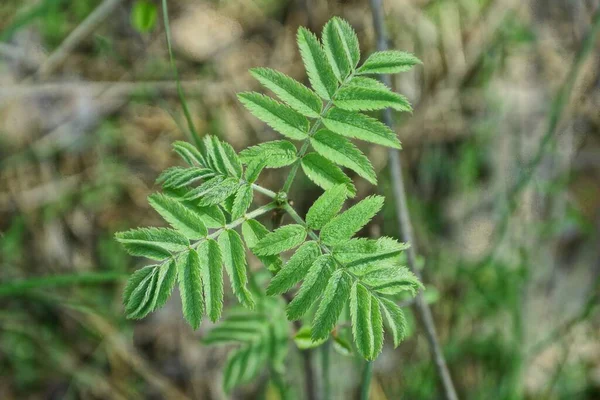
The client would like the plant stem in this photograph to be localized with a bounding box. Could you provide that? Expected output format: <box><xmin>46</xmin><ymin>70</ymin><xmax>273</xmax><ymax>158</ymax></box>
<box><xmin>360</xmin><ymin>361</ymin><xmax>373</xmax><ymax>400</ymax></box>
<box><xmin>251</xmin><ymin>183</ymin><xmax>277</xmax><ymax>199</ymax></box>
<box><xmin>161</xmin><ymin>0</ymin><xmax>202</xmax><ymax>148</ymax></box>
<box><xmin>321</xmin><ymin>339</ymin><xmax>332</xmax><ymax>400</ymax></box>
<box><xmin>0</xmin><ymin>272</ymin><xmax>127</xmax><ymax>297</ymax></box>
<box><xmin>367</xmin><ymin>1</ymin><xmax>459</xmax><ymax>399</ymax></box>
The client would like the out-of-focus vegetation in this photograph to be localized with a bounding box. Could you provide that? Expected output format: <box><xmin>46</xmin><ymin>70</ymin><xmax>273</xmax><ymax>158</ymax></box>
<box><xmin>1</xmin><ymin>0</ymin><xmax>599</xmax><ymax>399</ymax></box>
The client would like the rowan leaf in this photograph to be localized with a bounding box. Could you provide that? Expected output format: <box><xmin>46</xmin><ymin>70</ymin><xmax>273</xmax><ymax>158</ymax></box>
<box><xmin>239</xmin><ymin>140</ymin><xmax>298</xmax><ymax>168</ymax></box>
<box><xmin>231</xmin><ymin>184</ymin><xmax>253</xmax><ymax>220</ymax></box>
<box><xmin>238</xmin><ymin>92</ymin><xmax>309</xmax><ymax>140</ymax></box>
<box><xmin>124</xmin><ymin>266</ymin><xmax>156</xmax><ymax>318</ymax></box>
<box><xmin>311</xmin><ymin>269</ymin><xmax>352</xmax><ymax>340</ymax></box>
<box><xmin>123</xmin><ymin>266</ymin><xmax>154</xmax><ymax>308</ymax></box>
<box><xmin>297</xmin><ymin>27</ymin><xmax>338</xmax><ymax>100</ymax></box>
<box><xmin>334</xmin><ymin>86</ymin><xmax>412</xmax><ymax>112</ymax></box>
<box><xmin>178</xmin><ymin>249</ymin><xmax>204</xmax><ymax>329</ymax></box>
<box><xmin>266</xmin><ymin>241</ymin><xmax>320</xmax><ymax>296</ymax></box>
<box><xmin>202</xmin><ymin>136</ymin><xmax>228</xmax><ymax>175</ymax></box>
<box><xmin>244</xmin><ymin>159</ymin><xmax>266</xmax><ymax>183</ymax></box>
<box><xmin>184</xmin><ymin>176</ymin><xmax>239</xmax><ymax>206</ymax></box>
<box><xmin>310</xmin><ymin>130</ymin><xmax>376</xmax><ymax>184</ymax></box>
<box><xmin>322</xmin><ymin>17</ymin><xmax>360</xmax><ymax>81</ymax></box>
<box><xmin>322</xmin><ymin>108</ymin><xmax>401</xmax><ymax>149</ymax></box>
<box><xmin>250</xmin><ymin>67</ymin><xmax>322</xmax><ymax>118</ymax></box>
<box><xmin>357</xmin><ymin>50</ymin><xmax>421</xmax><ymax>75</ymax></box>
<box><xmin>252</xmin><ymin>224</ymin><xmax>307</xmax><ymax>256</ymax></box>
<box><xmin>242</xmin><ymin>220</ymin><xmax>283</xmax><ymax>273</ymax></box>
<box><xmin>320</xmin><ymin>195</ymin><xmax>384</xmax><ymax>246</ymax></box>
<box><xmin>198</xmin><ymin>239</ymin><xmax>224</xmax><ymax>322</ymax></box>
<box><xmin>182</xmin><ymin>203</ymin><xmax>226</xmax><ymax>229</ymax></box>
<box><xmin>350</xmin><ymin>282</ymin><xmax>383</xmax><ymax>360</ymax></box>
<box><xmin>361</xmin><ymin>266</ymin><xmax>423</xmax><ymax>296</ymax></box>
<box><xmin>172</xmin><ymin>141</ymin><xmax>206</xmax><ymax>167</ymax></box>
<box><xmin>115</xmin><ymin>227</ymin><xmax>189</xmax><ymax>260</ymax></box>
<box><xmin>286</xmin><ymin>255</ymin><xmax>334</xmax><ymax>320</ymax></box>
<box><xmin>148</xmin><ymin>193</ymin><xmax>208</xmax><ymax>239</ymax></box>
<box><xmin>219</xmin><ymin>230</ymin><xmax>255</xmax><ymax>309</ymax></box>
<box><xmin>378</xmin><ymin>297</ymin><xmax>408</xmax><ymax>347</ymax></box>
<box><xmin>300</xmin><ymin>153</ymin><xmax>356</xmax><ymax>197</ymax></box>
<box><xmin>157</xmin><ymin>167</ymin><xmax>215</xmax><ymax>189</ymax></box>
<box><xmin>305</xmin><ymin>184</ymin><xmax>347</xmax><ymax>230</ymax></box>
<box><xmin>214</xmin><ymin>137</ymin><xmax>243</xmax><ymax>178</ymax></box>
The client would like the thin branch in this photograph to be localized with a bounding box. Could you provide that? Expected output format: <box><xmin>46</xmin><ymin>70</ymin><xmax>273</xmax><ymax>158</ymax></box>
<box><xmin>0</xmin><ymin>272</ymin><xmax>127</xmax><ymax>298</ymax></box>
<box><xmin>34</xmin><ymin>0</ymin><xmax>124</xmax><ymax>79</ymax></box>
<box><xmin>360</xmin><ymin>361</ymin><xmax>373</xmax><ymax>400</ymax></box>
<box><xmin>367</xmin><ymin>1</ymin><xmax>459</xmax><ymax>399</ymax></box>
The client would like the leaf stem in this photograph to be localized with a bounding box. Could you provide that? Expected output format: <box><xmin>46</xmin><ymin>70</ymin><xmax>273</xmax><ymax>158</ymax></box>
<box><xmin>0</xmin><ymin>272</ymin><xmax>127</xmax><ymax>298</ymax></box>
<box><xmin>322</xmin><ymin>339</ymin><xmax>332</xmax><ymax>400</ymax></box>
<box><xmin>251</xmin><ymin>183</ymin><xmax>277</xmax><ymax>198</ymax></box>
<box><xmin>360</xmin><ymin>361</ymin><xmax>373</xmax><ymax>400</ymax></box>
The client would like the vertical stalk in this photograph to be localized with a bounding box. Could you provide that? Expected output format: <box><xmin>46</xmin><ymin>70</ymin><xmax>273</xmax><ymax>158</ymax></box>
<box><xmin>367</xmin><ymin>0</ymin><xmax>459</xmax><ymax>399</ymax></box>
<box><xmin>321</xmin><ymin>339</ymin><xmax>332</xmax><ymax>400</ymax></box>
<box><xmin>360</xmin><ymin>361</ymin><xmax>373</xmax><ymax>400</ymax></box>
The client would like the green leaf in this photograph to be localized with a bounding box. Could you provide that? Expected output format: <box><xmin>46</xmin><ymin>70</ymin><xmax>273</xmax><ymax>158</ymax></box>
<box><xmin>244</xmin><ymin>159</ymin><xmax>266</xmax><ymax>183</ymax></box>
<box><xmin>297</xmin><ymin>27</ymin><xmax>338</xmax><ymax>100</ymax></box>
<box><xmin>223</xmin><ymin>343</ymin><xmax>267</xmax><ymax>393</ymax></box>
<box><xmin>182</xmin><ymin>203</ymin><xmax>226</xmax><ymax>229</ymax></box>
<box><xmin>201</xmin><ymin>136</ymin><xmax>227</xmax><ymax>174</ymax></box>
<box><xmin>148</xmin><ymin>193</ymin><xmax>208</xmax><ymax>240</ymax></box>
<box><xmin>361</xmin><ymin>266</ymin><xmax>423</xmax><ymax>296</ymax></box>
<box><xmin>333</xmin><ymin>335</ymin><xmax>353</xmax><ymax>356</ymax></box>
<box><xmin>124</xmin><ymin>266</ymin><xmax>156</xmax><ymax>318</ymax></box>
<box><xmin>115</xmin><ymin>227</ymin><xmax>189</xmax><ymax>260</ymax></box>
<box><xmin>266</xmin><ymin>241</ymin><xmax>320</xmax><ymax>295</ymax></box>
<box><xmin>310</xmin><ymin>130</ymin><xmax>376</xmax><ymax>184</ymax></box>
<box><xmin>311</xmin><ymin>269</ymin><xmax>352</xmax><ymax>340</ymax></box>
<box><xmin>131</xmin><ymin>0</ymin><xmax>157</xmax><ymax>33</ymax></box>
<box><xmin>213</xmin><ymin>137</ymin><xmax>243</xmax><ymax>178</ymax></box>
<box><xmin>172</xmin><ymin>141</ymin><xmax>206</xmax><ymax>167</ymax></box>
<box><xmin>320</xmin><ymin>195</ymin><xmax>384</xmax><ymax>246</ymax></box>
<box><xmin>239</xmin><ymin>140</ymin><xmax>298</xmax><ymax>168</ymax></box>
<box><xmin>334</xmin><ymin>85</ymin><xmax>412</xmax><ymax>112</ymax></box>
<box><xmin>378</xmin><ymin>297</ymin><xmax>407</xmax><ymax>347</ymax></box>
<box><xmin>322</xmin><ymin>17</ymin><xmax>360</xmax><ymax>81</ymax></box>
<box><xmin>231</xmin><ymin>184</ymin><xmax>253</xmax><ymax>220</ymax></box>
<box><xmin>300</xmin><ymin>153</ymin><xmax>356</xmax><ymax>197</ymax></box>
<box><xmin>157</xmin><ymin>167</ymin><xmax>214</xmax><ymax>189</ymax></box>
<box><xmin>152</xmin><ymin>260</ymin><xmax>178</xmax><ymax>310</ymax></box>
<box><xmin>250</xmin><ymin>67</ymin><xmax>322</xmax><ymax>118</ymax></box>
<box><xmin>178</xmin><ymin>249</ymin><xmax>204</xmax><ymax>329</ymax></box>
<box><xmin>198</xmin><ymin>239</ymin><xmax>224</xmax><ymax>322</ymax></box>
<box><xmin>322</xmin><ymin>108</ymin><xmax>401</xmax><ymax>149</ymax></box>
<box><xmin>305</xmin><ymin>184</ymin><xmax>347</xmax><ymax>230</ymax></box>
<box><xmin>294</xmin><ymin>325</ymin><xmax>328</xmax><ymax>349</ymax></box>
<box><xmin>126</xmin><ymin>261</ymin><xmax>177</xmax><ymax>319</ymax></box>
<box><xmin>184</xmin><ymin>176</ymin><xmax>239</xmax><ymax>206</ymax></box>
<box><xmin>347</xmin><ymin>76</ymin><xmax>390</xmax><ymax>90</ymax></box>
<box><xmin>333</xmin><ymin>237</ymin><xmax>409</xmax><ymax>264</ymax></box>
<box><xmin>357</xmin><ymin>50</ymin><xmax>421</xmax><ymax>75</ymax></box>
<box><xmin>238</xmin><ymin>92</ymin><xmax>309</xmax><ymax>140</ymax></box>
<box><xmin>286</xmin><ymin>255</ymin><xmax>334</xmax><ymax>320</ymax></box>
<box><xmin>252</xmin><ymin>224</ymin><xmax>307</xmax><ymax>256</ymax></box>
<box><xmin>219</xmin><ymin>230</ymin><xmax>255</xmax><ymax>308</ymax></box>
<box><xmin>123</xmin><ymin>266</ymin><xmax>154</xmax><ymax>307</ymax></box>
<box><xmin>241</xmin><ymin>220</ymin><xmax>283</xmax><ymax>273</ymax></box>
<box><xmin>350</xmin><ymin>282</ymin><xmax>383</xmax><ymax>360</ymax></box>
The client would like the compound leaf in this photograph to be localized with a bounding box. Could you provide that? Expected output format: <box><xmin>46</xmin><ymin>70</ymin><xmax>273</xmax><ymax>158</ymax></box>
<box><xmin>252</xmin><ymin>224</ymin><xmax>307</xmax><ymax>256</ymax></box>
<box><xmin>361</xmin><ymin>266</ymin><xmax>423</xmax><ymax>296</ymax></box>
<box><xmin>182</xmin><ymin>203</ymin><xmax>226</xmax><ymax>229</ymax></box>
<box><xmin>250</xmin><ymin>67</ymin><xmax>322</xmax><ymax>118</ymax></box>
<box><xmin>320</xmin><ymin>195</ymin><xmax>384</xmax><ymax>246</ymax></box>
<box><xmin>148</xmin><ymin>193</ymin><xmax>208</xmax><ymax>240</ymax></box>
<box><xmin>311</xmin><ymin>269</ymin><xmax>352</xmax><ymax>341</ymax></box>
<box><xmin>242</xmin><ymin>220</ymin><xmax>283</xmax><ymax>273</ymax></box>
<box><xmin>297</xmin><ymin>27</ymin><xmax>338</xmax><ymax>100</ymax></box>
<box><xmin>357</xmin><ymin>50</ymin><xmax>421</xmax><ymax>75</ymax></box>
<box><xmin>322</xmin><ymin>108</ymin><xmax>401</xmax><ymax>149</ymax></box>
<box><xmin>115</xmin><ymin>227</ymin><xmax>189</xmax><ymax>260</ymax></box>
<box><xmin>322</xmin><ymin>17</ymin><xmax>360</xmax><ymax>81</ymax></box>
<box><xmin>305</xmin><ymin>184</ymin><xmax>347</xmax><ymax>230</ymax></box>
<box><xmin>197</xmin><ymin>239</ymin><xmax>224</xmax><ymax>322</ymax></box>
<box><xmin>178</xmin><ymin>249</ymin><xmax>204</xmax><ymax>329</ymax></box>
<box><xmin>301</xmin><ymin>153</ymin><xmax>356</xmax><ymax>197</ymax></box>
<box><xmin>219</xmin><ymin>230</ymin><xmax>255</xmax><ymax>309</ymax></box>
<box><xmin>239</xmin><ymin>140</ymin><xmax>298</xmax><ymax>168</ymax></box>
<box><xmin>231</xmin><ymin>184</ymin><xmax>253</xmax><ymax>220</ymax></box>
<box><xmin>378</xmin><ymin>297</ymin><xmax>408</xmax><ymax>347</ymax></box>
<box><xmin>266</xmin><ymin>241</ymin><xmax>320</xmax><ymax>296</ymax></box>
<box><xmin>350</xmin><ymin>282</ymin><xmax>383</xmax><ymax>360</ymax></box>
<box><xmin>286</xmin><ymin>255</ymin><xmax>334</xmax><ymax>320</ymax></box>
<box><xmin>334</xmin><ymin>85</ymin><xmax>412</xmax><ymax>112</ymax></box>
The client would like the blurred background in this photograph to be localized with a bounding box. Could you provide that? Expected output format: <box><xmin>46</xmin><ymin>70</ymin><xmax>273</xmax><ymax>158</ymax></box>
<box><xmin>1</xmin><ymin>0</ymin><xmax>599</xmax><ymax>399</ymax></box>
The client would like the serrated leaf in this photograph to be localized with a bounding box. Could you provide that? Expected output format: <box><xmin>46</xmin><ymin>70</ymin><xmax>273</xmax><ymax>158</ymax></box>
<box><xmin>219</xmin><ymin>230</ymin><xmax>255</xmax><ymax>308</ymax></box>
<box><xmin>350</xmin><ymin>282</ymin><xmax>383</xmax><ymax>360</ymax></box>
<box><xmin>214</xmin><ymin>137</ymin><xmax>243</xmax><ymax>178</ymax></box>
<box><xmin>306</xmin><ymin>184</ymin><xmax>347</xmax><ymax>230</ymax></box>
<box><xmin>148</xmin><ymin>193</ymin><xmax>208</xmax><ymax>239</ymax></box>
<box><xmin>202</xmin><ymin>136</ymin><xmax>227</xmax><ymax>174</ymax></box>
<box><xmin>322</xmin><ymin>17</ymin><xmax>360</xmax><ymax>81</ymax></box>
<box><xmin>231</xmin><ymin>184</ymin><xmax>253</xmax><ymax>220</ymax></box>
<box><xmin>333</xmin><ymin>237</ymin><xmax>409</xmax><ymax>264</ymax></box>
<box><xmin>301</xmin><ymin>153</ymin><xmax>356</xmax><ymax>196</ymax></box>
<box><xmin>378</xmin><ymin>297</ymin><xmax>407</xmax><ymax>347</ymax></box>
<box><xmin>252</xmin><ymin>224</ymin><xmax>307</xmax><ymax>256</ymax></box>
<box><xmin>123</xmin><ymin>266</ymin><xmax>154</xmax><ymax>307</ymax></box>
<box><xmin>322</xmin><ymin>108</ymin><xmax>401</xmax><ymax>149</ymax></box>
<box><xmin>223</xmin><ymin>343</ymin><xmax>267</xmax><ymax>393</ymax></box>
<box><xmin>178</xmin><ymin>249</ymin><xmax>204</xmax><ymax>329</ymax></box>
<box><xmin>334</xmin><ymin>85</ymin><xmax>412</xmax><ymax>112</ymax></box>
<box><xmin>115</xmin><ymin>227</ymin><xmax>189</xmax><ymax>260</ymax></box>
<box><xmin>182</xmin><ymin>203</ymin><xmax>226</xmax><ymax>229</ymax></box>
<box><xmin>184</xmin><ymin>176</ymin><xmax>240</xmax><ymax>206</ymax></box>
<box><xmin>239</xmin><ymin>140</ymin><xmax>298</xmax><ymax>168</ymax></box>
<box><xmin>197</xmin><ymin>239</ymin><xmax>224</xmax><ymax>322</ymax></box>
<box><xmin>297</xmin><ymin>27</ymin><xmax>338</xmax><ymax>100</ymax></box>
<box><xmin>320</xmin><ymin>195</ymin><xmax>384</xmax><ymax>246</ymax></box>
<box><xmin>266</xmin><ymin>241</ymin><xmax>320</xmax><ymax>295</ymax></box>
<box><xmin>244</xmin><ymin>159</ymin><xmax>266</xmax><ymax>183</ymax></box>
<box><xmin>238</xmin><ymin>92</ymin><xmax>309</xmax><ymax>140</ymax></box>
<box><xmin>124</xmin><ymin>266</ymin><xmax>156</xmax><ymax>318</ymax></box>
<box><xmin>153</xmin><ymin>260</ymin><xmax>178</xmax><ymax>309</ymax></box>
<box><xmin>311</xmin><ymin>130</ymin><xmax>376</xmax><ymax>184</ymax></box>
<box><xmin>286</xmin><ymin>255</ymin><xmax>334</xmax><ymax>320</ymax></box>
<box><xmin>361</xmin><ymin>266</ymin><xmax>423</xmax><ymax>296</ymax></box>
<box><xmin>294</xmin><ymin>326</ymin><xmax>328</xmax><ymax>349</ymax></box>
<box><xmin>357</xmin><ymin>50</ymin><xmax>421</xmax><ymax>75</ymax></box>
<box><xmin>127</xmin><ymin>261</ymin><xmax>177</xmax><ymax>319</ymax></box>
<box><xmin>172</xmin><ymin>141</ymin><xmax>206</xmax><ymax>167</ymax></box>
<box><xmin>311</xmin><ymin>269</ymin><xmax>352</xmax><ymax>340</ymax></box>
<box><xmin>241</xmin><ymin>220</ymin><xmax>283</xmax><ymax>273</ymax></box>
<box><xmin>250</xmin><ymin>68</ymin><xmax>322</xmax><ymax>118</ymax></box>
<box><xmin>159</xmin><ymin>167</ymin><xmax>215</xmax><ymax>189</ymax></box>
<box><xmin>347</xmin><ymin>76</ymin><xmax>390</xmax><ymax>90</ymax></box>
